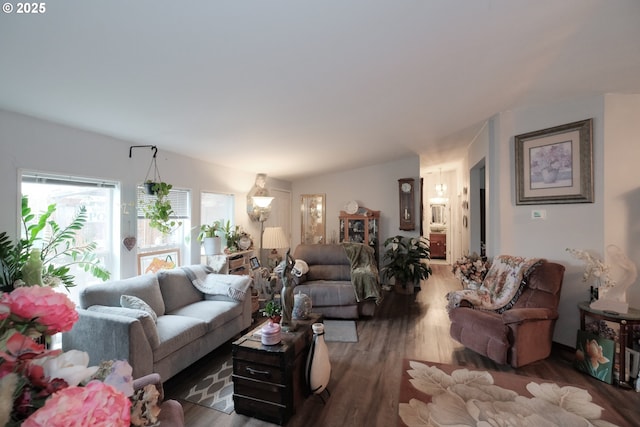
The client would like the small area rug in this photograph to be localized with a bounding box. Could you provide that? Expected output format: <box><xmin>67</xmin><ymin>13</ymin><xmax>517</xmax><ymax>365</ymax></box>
<box><xmin>323</xmin><ymin>319</ymin><xmax>358</xmax><ymax>342</ymax></box>
<box><xmin>398</xmin><ymin>359</ymin><xmax>629</xmax><ymax>427</ymax></box>
<box><xmin>181</xmin><ymin>359</ymin><xmax>234</xmax><ymax>414</ymax></box>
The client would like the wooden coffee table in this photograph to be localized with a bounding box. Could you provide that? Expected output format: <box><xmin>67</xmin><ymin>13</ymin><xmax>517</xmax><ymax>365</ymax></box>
<box><xmin>232</xmin><ymin>313</ymin><xmax>323</xmax><ymax>425</ymax></box>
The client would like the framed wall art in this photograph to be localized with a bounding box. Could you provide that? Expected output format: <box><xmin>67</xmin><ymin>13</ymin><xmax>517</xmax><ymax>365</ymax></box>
<box><xmin>138</xmin><ymin>248</ymin><xmax>179</xmax><ymax>274</ymax></box>
<box><xmin>514</xmin><ymin>118</ymin><xmax>593</xmax><ymax>205</ymax></box>
<box><xmin>301</xmin><ymin>193</ymin><xmax>325</xmax><ymax>244</ymax></box>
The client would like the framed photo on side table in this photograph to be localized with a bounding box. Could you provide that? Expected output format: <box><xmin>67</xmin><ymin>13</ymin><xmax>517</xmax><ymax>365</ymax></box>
<box><xmin>514</xmin><ymin>118</ymin><xmax>593</xmax><ymax>205</ymax></box>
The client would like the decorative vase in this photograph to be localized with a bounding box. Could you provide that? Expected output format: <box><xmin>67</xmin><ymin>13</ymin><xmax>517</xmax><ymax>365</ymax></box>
<box><xmin>260</xmin><ymin>320</ymin><xmax>281</xmax><ymax>345</ymax></box>
<box><xmin>203</xmin><ymin>237</ymin><xmax>221</xmax><ymax>255</ymax></box>
<box><xmin>394</xmin><ymin>281</ymin><xmax>415</xmax><ymax>295</ymax></box>
<box><xmin>306</xmin><ymin>323</ymin><xmax>331</xmax><ymax>396</ymax></box>
<box><xmin>202</xmin><ymin>237</ymin><xmax>222</xmax><ymax>256</ymax></box>
<box><xmin>292</xmin><ymin>292</ymin><xmax>312</xmax><ymax>320</ymax></box>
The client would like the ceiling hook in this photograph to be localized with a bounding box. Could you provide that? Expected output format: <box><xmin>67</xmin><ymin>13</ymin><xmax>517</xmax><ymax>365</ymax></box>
<box><xmin>129</xmin><ymin>144</ymin><xmax>158</xmax><ymax>158</ymax></box>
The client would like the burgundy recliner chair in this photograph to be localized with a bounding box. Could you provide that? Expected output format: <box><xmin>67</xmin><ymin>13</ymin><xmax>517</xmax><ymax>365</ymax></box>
<box><xmin>448</xmin><ymin>260</ymin><xmax>565</xmax><ymax>368</ymax></box>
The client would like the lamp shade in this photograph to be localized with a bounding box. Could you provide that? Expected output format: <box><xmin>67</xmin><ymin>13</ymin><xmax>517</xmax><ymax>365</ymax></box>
<box><xmin>252</xmin><ymin>196</ymin><xmax>274</xmax><ymax>208</ymax></box>
<box><xmin>262</xmin><ymin>227</ymin><xmax>289</xmax><ymax>249</ymax></box>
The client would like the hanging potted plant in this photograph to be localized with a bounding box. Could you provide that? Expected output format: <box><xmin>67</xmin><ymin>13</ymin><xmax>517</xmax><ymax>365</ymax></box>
<box><xmin>141</xmin><ymin>181</ymin><xmax>181</xmax><ymax>234</ymax></box>
<box><xmin>132</xmin><ymin>145</ymin><xmax>181</xmax><ymax>234</ymax></box>
<box><xmin>197</xmin><ymin>220</ymin><xmax>222</xmax><ymax>255</ymax></box>
<box><xmin>380</xmin><ymin>235</ymin><xmax>432</xmax><ymax>294</ymax></box>
<box><xmin>143</xmin><ymin>147</ymin><xmax>162</xmax><ymax>195</ymax></box>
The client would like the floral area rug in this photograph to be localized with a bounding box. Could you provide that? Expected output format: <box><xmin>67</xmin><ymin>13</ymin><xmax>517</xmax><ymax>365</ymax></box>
<box><xmin>180</xmin><ymin>358</ymin><xmax>234</xmax><ymax>414</ymax></box>
<box><xmin>397</xmin><ymin>359</ymin><xmax>629</xmax><ymax>426</ymax></box>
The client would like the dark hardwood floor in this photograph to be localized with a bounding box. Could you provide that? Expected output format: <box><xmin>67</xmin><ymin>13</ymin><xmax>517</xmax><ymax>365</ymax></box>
<box><xmin>164</xmin><ymin>264</ymin><xmax>640</xmax><ymax>427</ymax></box>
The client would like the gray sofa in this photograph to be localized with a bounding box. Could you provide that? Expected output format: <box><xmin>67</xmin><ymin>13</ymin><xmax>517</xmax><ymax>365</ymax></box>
<box><xmin>62</xmin><ymin>265</ymin><xmax>252</xmax><ymax>381</ymax></box>
<box><xmin>292</xmin><ymin>243</ymin><xmax>382</xmax><ymax>319</ymax></box>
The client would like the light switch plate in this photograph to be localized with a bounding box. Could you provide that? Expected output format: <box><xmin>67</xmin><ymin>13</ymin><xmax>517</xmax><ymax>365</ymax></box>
<box><xmin>531</xmin><ymin>210</ymin><xmax>547</xmax><ymax>219</ymax></box>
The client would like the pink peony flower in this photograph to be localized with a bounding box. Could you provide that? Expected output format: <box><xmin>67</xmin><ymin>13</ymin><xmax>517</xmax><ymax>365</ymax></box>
<box><xmin>3</xmin><ymin>286</ymin><xmax>78</xmax><ymax>334</ymax></box>
<box><xmin>23</xmin><ymin>380</ymin><xmax>131</xmax><ymax>427</ymax></box>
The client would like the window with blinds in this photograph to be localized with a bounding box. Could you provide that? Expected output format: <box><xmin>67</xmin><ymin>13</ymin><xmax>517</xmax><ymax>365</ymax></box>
<box><xmin>136</xmin><ymin>185</ymin><xmax>191</xmax><ymax>271</ymax></box>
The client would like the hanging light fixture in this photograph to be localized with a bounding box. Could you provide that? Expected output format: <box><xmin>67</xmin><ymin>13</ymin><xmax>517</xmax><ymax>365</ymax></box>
<box><xmin>435</xmin><ymin>168</ymin><xmax>447</xmax><ymax>196</ymax></box>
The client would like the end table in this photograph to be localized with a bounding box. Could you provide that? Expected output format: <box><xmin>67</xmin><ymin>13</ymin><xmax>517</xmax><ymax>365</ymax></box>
<box><xmin>232</xmin><ymin>313</ymin><xmax>323</xmax><ymax>425</ymax></box>
<box><xmin>578</xmin><ymin>301</ymin><xmax>640</xmax><ymax>387</ymax></box>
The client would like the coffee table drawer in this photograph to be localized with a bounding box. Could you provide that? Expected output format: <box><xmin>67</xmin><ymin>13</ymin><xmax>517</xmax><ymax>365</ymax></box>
<box><xmin>233</xmin><ymin>347</ymin><xmax>284</xmax><ymax>368</ymax></box>
<box><xmin>234</xmin><ymin>359</ymin><xmax>285</xmax><ymax>384</ymax></box>
<box><xmin>234</xmin><ymin>394</ymin><xmax>289</xmax><ymax>425</ymax></box>
<box><xmin>233</xmin><ymin>375</ymin><xmax>286</xmax><ymax>404</ymax></box>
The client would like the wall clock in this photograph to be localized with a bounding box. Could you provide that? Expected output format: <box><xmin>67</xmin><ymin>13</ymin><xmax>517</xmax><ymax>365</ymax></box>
<box><xmin>398</xmin><ymin>178</ymin><xmax>415</xmax><ymax>231</ymax></box>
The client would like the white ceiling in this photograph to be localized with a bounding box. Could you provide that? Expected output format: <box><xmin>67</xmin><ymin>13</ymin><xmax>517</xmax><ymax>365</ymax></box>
<box><xmin>1</xmin><ymin>1</ymin><xmax>639</xmax><ymax>180</ymax></box>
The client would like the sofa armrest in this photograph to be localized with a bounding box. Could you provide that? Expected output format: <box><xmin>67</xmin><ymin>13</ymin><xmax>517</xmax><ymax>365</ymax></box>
<box><xmin>501</xmin><ymin>307</ymin><xmax>557</xmax><ymax>325</ymax></box>
<box><xmin>133</xmin><ymin>373</ymin><xmax>185</xmax><ymax>427</ymax></box>
<box><xmin>62</xmin><ymin>308</ymin><xmax>154</xmax><ymax>379</ymax></box>
<box><xmin>133</xmin><ymin>373</ymin><xmax>164</xmax><ymax>401</ymax></box>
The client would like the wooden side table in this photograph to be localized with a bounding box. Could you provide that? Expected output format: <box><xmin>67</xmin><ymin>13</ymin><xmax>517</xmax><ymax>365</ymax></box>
<box><xmin>232</xmin><ymin>313</ymin><xmax>323</xmax><ymax>425</ymax></box>
<box><xmin>578</xmin><ymin>301</ymin><xmax>640</xmax><ymax>387</ymax></box>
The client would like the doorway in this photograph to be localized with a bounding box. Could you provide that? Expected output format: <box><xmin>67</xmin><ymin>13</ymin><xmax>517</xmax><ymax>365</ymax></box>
<box><xmin>469</xmin><ymin>160</ymin><xmax>486</xmax><ymax>256</ymax></box>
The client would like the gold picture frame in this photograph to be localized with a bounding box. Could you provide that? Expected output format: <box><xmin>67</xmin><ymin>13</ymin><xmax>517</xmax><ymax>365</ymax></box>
<box><xmin>515</xmin><ymin>118</ymin><xmax>593</xmax><ymax>205</ymax></box>
<box><xmin>301</xmin><ymin>194</ymin><xmax>326</xmax><ymax>244</ymax></box>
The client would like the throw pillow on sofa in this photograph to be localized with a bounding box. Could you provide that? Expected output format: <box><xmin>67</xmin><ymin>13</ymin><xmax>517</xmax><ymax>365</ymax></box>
<box><xmin>121</xmin><ymin>294</ymin><xmax>158</xmax><ymax>323</ymax></box>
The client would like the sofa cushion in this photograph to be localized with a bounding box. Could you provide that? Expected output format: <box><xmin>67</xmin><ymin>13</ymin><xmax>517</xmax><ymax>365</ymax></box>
<box><xmin>79</xmin><ymin>274</ymin><xmax>166</xmax><ymax>316</ymax></box>
<box><xmin>154</xmin><ymin>315</ymin><xmax>208</xmax><ymax>362</ymax></box>
<box><xmin>294</xmin><ymin>281</ymin><xmax>358</xmax><ymax>307</ymax></box>
<box><xmin>168</xmin><ymin>299</ymin><xmax>243</xmax><ymax>331</ymax></box>
<box><xmin>87</xmin><ymin>305</ymin><xmax>160</xmax><ymax>349</ymax></box>
<box><xmin>157</xmin><ymin>268</ymin><xmax>204</xmax><ymax>312</ymax></box>
<box><xmin>121</xmin><ymin>294</ymin><xmax>158</xmax><ymax>323</ymax></box>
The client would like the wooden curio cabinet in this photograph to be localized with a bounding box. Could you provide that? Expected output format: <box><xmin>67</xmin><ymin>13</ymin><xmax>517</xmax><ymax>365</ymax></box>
<box><xmin>339</xmin><ymin>208</ymin><xmax>380</xmax><ymax>264</ymax></box>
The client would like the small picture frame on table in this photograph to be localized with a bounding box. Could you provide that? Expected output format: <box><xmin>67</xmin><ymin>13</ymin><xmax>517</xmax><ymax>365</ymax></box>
<box><xmin>249</xmin><ymin>256</ymin><xmax>260</xmax><ymax>270</ymax></box>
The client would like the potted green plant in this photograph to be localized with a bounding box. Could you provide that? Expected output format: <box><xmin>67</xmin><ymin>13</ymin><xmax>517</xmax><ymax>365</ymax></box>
<box><xmin>222</xmin><ymin>222</ymin><xmax>242</xmax><ymax>252</ymax></box>
<box><xmin>261</xmin><ymin>300</ymin><xmax>282</xmax><ymax>323</ymax></box>
<box><xmin>380</xmin><ymin>235</ymin><xmax>432</xmax><ymax>294</ymax></box>
<box><xmin>141</xmin><ymin>181</ymin><xmax>182</xmax><ymax>234</ymax></box>
<box><xmin>0</xmin><ymin>196</ymin><xmax>111</xmax><ymax>292</ymax></box>
<box><xmin>197</xmin><ymin>220</ymin><xmax>222</xmax><ymax>255</ymax></box>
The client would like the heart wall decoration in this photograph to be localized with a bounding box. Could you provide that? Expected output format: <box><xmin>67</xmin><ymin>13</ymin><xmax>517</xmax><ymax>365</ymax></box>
<box><xmin>122</xmin><ymin>236</ymin><xmax>137</xmax><ymax>251</ymax></box>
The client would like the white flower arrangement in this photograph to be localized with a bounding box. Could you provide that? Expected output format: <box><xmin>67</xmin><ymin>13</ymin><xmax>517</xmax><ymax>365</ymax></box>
<box><xmin>566</xmin><ymin>248</ymin><xmax>615</xmax><ymax>290</ymax></box>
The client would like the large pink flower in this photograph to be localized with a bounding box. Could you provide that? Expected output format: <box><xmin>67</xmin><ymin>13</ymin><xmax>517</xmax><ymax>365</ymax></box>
<box><xmin>3</xmin><ymin>286</ymin><xmax>78</xmax><ymax>334</ymax></box>
<box><xmin>23</xmin><ymin>380</ymin><xmax>131</xmax><ymax>427</ymax></box>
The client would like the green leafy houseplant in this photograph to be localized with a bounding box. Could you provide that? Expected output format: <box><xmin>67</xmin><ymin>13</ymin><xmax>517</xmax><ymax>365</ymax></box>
<box><xmin>261</xmin><ymin>300</ymin><xmax>282</xmax><ymax>322</ymax></box>
<box><xmin>0</xmin><ymin>196</ymin><xmax>111</xmax><ymax>292</ymax></box>
<box><xmin>380</xmin><ymin>235</ymin><xmax>432</xmax><ymax>289</ymax></box>
<box><xmin>142</xmin><ymin>181</ymin><xmax>182</xmax><ymax>234</ymax></box>
<box><xmin>197</xmin><ymin>220</ymin><xmax>222</xmax><ymax>242</ymax></box>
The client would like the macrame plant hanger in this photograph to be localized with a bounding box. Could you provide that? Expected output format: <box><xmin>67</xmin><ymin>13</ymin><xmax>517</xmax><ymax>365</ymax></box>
<box><xmin>129</xmin><ymin>145</ymin><xmax>160</xmax><ymax>194</ymax></box>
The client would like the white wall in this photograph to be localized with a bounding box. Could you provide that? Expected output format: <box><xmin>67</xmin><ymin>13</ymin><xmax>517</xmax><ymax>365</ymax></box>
<box><xmin>291</xmin><ymin>156</ymin><xmax>421</xmax><ymax>255</ymax></box>
<box><xmin>481</xmin><ymin>94</ymin><xmax>640</xmax><ymax>346</ymax></box>
<box><xmin>0</xmin><ymin>109</ymin><xmax>291</xmax><ymax>279</ymax></box>
<box><xmin>602</xmin><ymin>94</ymin><xmax>640</xmax><ymax>305</ymax></box>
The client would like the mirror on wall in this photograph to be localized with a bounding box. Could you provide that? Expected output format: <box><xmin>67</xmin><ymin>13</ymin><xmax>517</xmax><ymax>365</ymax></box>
<box><xmin>430</xmin><ymin>203</ymin><xmax>447</xmax><ymax>232</ymax></box>
<box><xmin>301</xmin><ymin>194</ymin><xmax>325</xmax><ymax>244</ymax></box>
